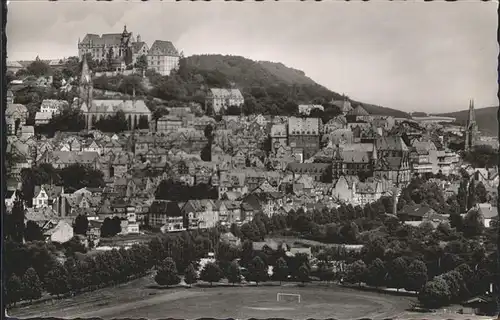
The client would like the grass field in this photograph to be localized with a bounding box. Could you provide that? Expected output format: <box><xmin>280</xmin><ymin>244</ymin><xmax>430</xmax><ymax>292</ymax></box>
<box><xmin>9</xmin><ymin>276</ymin><xmax>420</xmax><ymax>320</ymax></box>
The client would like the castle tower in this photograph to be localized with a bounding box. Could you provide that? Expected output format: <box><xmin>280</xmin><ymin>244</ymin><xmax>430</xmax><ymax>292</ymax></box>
<box><xmin>465</xmin><ymin>99</ymin><xmax>478</xmax><ymax>151</ymax></box>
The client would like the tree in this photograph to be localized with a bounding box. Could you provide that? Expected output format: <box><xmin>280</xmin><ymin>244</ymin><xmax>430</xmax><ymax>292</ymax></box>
<box><xmin>137</xmin><ymin>116</ymin><xmax>149</xmax><ymax>130</ymax></box>
<box><xmin>462</xmin><ymin>209</ymin><xmax>484</xmax><ymax>237</ymax></box>
<box><xmin>183</xmin><ymin>263</ymin><xmax>197</xmax><ymax>287</ymax></box>
<box><xmin>404</xmin><ymin>260</ymin><xmax>428</xmax><ymax>293</ymax></box>
<box><xmin>45</xmin><ymin>264</ymin><xmax>70</xmax><ymax>297</ymax></box>
<box><xmin>38</xmin><ymin>107</ymin><xmax>86</xmax><ymax>137</ymax></box>
<box><xmin>94</xmin><ymin>111</ymin><xmax>129</xmax><ymax>133</ymax></box>
<box><xmin>200</xmin><ymin>262</ymin><xmax>223</xmax><ymax>286</ymax></box>
<box><xmin>100</xmin><ymin>217</ymin><xmax>122</xmax><ymax>238</ymax></box>
<box><xmin>63</xmin><ymin>236</ymin><xmax>87</xmax><ymax>257</ymax></box>
<box><xmin>6</xmin><ymin>195</ymin><xmax>25</xmax><ymax>243</ymax></box>
<box><xmin>21</xmin><ymin>267</ymin><xmax>43</xmax><ymax>302</ymax></box>
<box><xmin>344</xmin><ymin>260</ymin><xmax>368</xmax><ymax>286</ymax></box>
<box><xmin>27</xmin><ymin>57</ymin><xmax>50</xmax><ymax>77</ymax></box>
<box><xmin>440</xmin><ymin>271</ymin><xmax>463</xmax><ymax>301</ymax></box>
<box><xmin>297</xmin><ymin>264</ymin><xmax>310</xmax><ymax>285</ymax></box>
<box><xmin>73</xmin><ymin>214</ymin><xmax>89</xmax><ymax>236</ymax></box>
<box><xmin>154</xmin><ymin>257</ymin><xmax>181</xmax><ymax>287</ymax></box>
<box><xmin>52</xmin><ymin>69</ymin><xmax>64</xmax><ymax>89</ymax></box>
<box><xmin>226</xmin><ymin>261</ymin><xmax>242</xmax><ymax>286</ymax></box>
<box><xmin>418</xmin><ymin>278</ymin><xmax>451</xmax><ymax>309</ymax></box>
<box><xmin>365</xmin><ymin>258</ymin><xmax>386</xmax><ymax>288</ymax></box>
<box><xmin>135</xmin><ymin>54</ymin><xmax>148</xmax><ymax>73</ymax></box>
<box><xmin>6</xmin><ymin>274</ymin><xmax>22</xmax><ymax>306</ymax></box>
<box><xmin>467</xmin><ymin>180</ymin><xmax>477</xmax><ymax>210</ymax></box>
<box><xmin>24</xmin><ymin>220</ymin><xmax>44</xmax><ymax>242</ymax></box>
<box><xmin>247</xmin><ymin>256</ymin><xmax>268</xmax><ymax>285</ymax></box>
<box><xmin>106</xmin><ymin>47</ymin><xmax>115</xmax><ymax>68</ymax></box>
<box><xmin>474</xmin><ymin>181</ymin><xmax>488</xmax><ymax>203</ymax></box>
<box><xmin>273</xmin><ymin>257</ymin><xmax>289</xmax><ymax>284</ymax></box>
<box><xmin>387</xmin><ymin>257</ymin><xmax>408</xmax><ymax>291</ymax></box>
<box><xmin>200</xmin><ymin>143</ymin><xmax>212</xmax><ymax>162</ymax></box>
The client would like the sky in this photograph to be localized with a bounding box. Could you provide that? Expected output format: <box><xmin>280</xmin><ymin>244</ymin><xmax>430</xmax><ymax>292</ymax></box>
<box><xmin>7</xmin><ymin>1</ymin><xmax>498</xmax><ymax>113</ymax></box>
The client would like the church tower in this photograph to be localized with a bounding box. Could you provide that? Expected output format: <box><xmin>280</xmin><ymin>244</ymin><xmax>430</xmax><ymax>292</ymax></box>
<box><xmin>465</xmin><ymin>99</ymin><xmax>478</xmax><ymax>151</ymax></box>
<box><xmin>79</xmin><ymin>54</ymin><xmax>93</xmax><ymax>129</ymax></box>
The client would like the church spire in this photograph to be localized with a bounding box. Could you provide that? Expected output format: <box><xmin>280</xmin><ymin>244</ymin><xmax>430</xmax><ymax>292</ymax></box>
<box><xmin>468</xmin><ymin>99</ymin><xmax>476</xmax><ymax>125</ymax></box>
<box><xmin>465</xmin><ymin>98</ymin><xmax>477</xmax><ymax>151</ymax></box>
<box><xmin>80</xmin><ymin>54</ymin><xmax>91</xmax><ymax>84</ymax></box>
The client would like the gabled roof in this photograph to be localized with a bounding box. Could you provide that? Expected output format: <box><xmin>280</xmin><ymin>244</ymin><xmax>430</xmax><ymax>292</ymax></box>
<box><xmin>44</xmin><ymin>220</ymin><xmax>72</xmax><ymax>236</ymax></box>
<box><xmin>81</xmin><ymin>33</ymin><xmax>123</xmax><ymax>46</ymax></box>
<box><xmin>475</xmin><ymin>204</ymin><xmax>498</xmax><ymax>219</ymax></box>
<box><xmin>6</xmin><ymin>103</ymin><xmax>28</xmax><ymax>117</ymax></box>
<box><xmin>131</xmin><ymin>42</ymin><xmax>148</xmax><ymax>54</ymax></box>
<box><xmin>347</xmin><ymin>105</ymin><xmax>370</xmax><ymax>117</ymax></box>
<box><xmin>34</xmin><ymin>185</ymin><xmax>64</xmax><ymax>199</ymax></box>
<box><xmin>148</xmin><ymin>40</ymin><xmax>179</xmax><ymax>56</ymax></box>
<box><xmin>88</xmin><ymin>100</ymin><xmax>151</xmax><ymax>114</ymax></box>
<box><xmin>209</xmin><ymin>88</ymin><xmax>244</xmax><ymax>100</ymax></box>
<box><xmin>376</xmin><ymin>136</ymin><xmax>408</xmax><ymax>151</ymax></box>
<box><xmin>330</xmin><ymin>99</ymin><xmax>353</xmax><ymax>113</ymax></box>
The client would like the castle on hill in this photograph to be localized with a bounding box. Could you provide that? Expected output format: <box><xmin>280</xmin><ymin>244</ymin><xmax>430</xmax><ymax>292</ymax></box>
<box><xmin>78</xmin><ymin>25</ymin><xmax>180</xmax><ymax>76</ymax></box>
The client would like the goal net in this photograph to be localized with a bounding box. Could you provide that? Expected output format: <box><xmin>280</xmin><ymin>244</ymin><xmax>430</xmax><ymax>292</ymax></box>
<box><xmin>277</xmin><ymin>293</ymin><xmax>301</xmax><ymax>303</ymax></box>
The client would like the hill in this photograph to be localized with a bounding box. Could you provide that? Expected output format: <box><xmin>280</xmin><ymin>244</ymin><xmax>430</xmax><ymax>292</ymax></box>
<box><xmin>181</xmin><ymin>54</ymin><xmax>410</xmax><ymax>118</ymax></box>
<box><xmin>437</xmin><ymin>106</ymin><xmax>498</xmax><ymax>136</ymax></box>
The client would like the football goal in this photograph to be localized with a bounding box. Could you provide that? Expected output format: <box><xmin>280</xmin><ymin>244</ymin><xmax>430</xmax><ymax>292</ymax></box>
<box><xmin>277</xmin><ymin>293</ymin><xmax>301</xmax><ymax>303</ymax></box>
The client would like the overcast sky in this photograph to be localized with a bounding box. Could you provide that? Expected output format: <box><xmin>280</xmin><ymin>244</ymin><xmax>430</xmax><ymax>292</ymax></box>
<box><xmin>7</xmin><ymin>1</ymin><xmax>498</xmax><ymax>113</ymax></box>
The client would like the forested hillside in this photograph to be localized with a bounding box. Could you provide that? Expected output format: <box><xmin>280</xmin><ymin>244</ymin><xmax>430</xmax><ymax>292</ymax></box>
<box><xmin>174</xmin><ymin>54</ymin><xmax>410</xmax><ymax>117</ymax></box>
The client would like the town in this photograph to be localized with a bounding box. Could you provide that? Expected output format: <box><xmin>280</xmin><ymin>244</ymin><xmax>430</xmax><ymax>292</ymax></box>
<box><xmin>5</xmin><ymin>25</ymin><xmax>499</xmax><ymax>319</ymax></box>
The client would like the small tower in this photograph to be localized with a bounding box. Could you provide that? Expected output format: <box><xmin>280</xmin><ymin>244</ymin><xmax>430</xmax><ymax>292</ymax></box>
<box><xmin>465</xmin><ymin>99</ymin><xmax>478</xmax><ymax>151</ymax></box>
<box><xmin>136</xmin><ymin>34</ymin><xmax>141</xmax><ymax>43</ymax></box>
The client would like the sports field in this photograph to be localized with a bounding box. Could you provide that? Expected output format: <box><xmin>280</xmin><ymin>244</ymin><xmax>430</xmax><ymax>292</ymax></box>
<box><xmin>10</xmin><ymin>277</ymin><xmax>416</xmax><ymax>320</ymax></box>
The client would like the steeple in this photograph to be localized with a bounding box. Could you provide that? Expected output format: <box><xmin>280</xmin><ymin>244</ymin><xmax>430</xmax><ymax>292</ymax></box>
<box><xmin>467</xmin><ymin>99</ymin><xmax>476</xmax><ymax>126</ymax></box>
<box><xmin>465</xmin><ymin>98</ymin><xmax>478</xmax><ymax>151</ymax></box>
<box><xmin>80</xmin><ymin>54</ymin><xmax>91</xmax><ymax>84</ymax></box>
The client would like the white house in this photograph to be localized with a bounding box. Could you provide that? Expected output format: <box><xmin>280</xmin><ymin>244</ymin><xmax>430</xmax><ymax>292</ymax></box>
<box><xmin>207</xmin><ymin>88</ymin><xmax>245</xmax><ymax>114</ymax></box>
<box><xmin>82</xmin><ymin>141</ymin><xmax>103</xmax><ymax>155</ymax></box>
<box><xmin>298</xmin><ymin>104</ymin><xmax>324</xmax><ymax>116</ymax></box>
<box><xmin>476</xmin><ymin>203</ymin><xmax>498</xmax><ymax>228</ymax></box>
<box><xmin>5</xmin><ymin>190</ymin><xmax>18</xmax><ymax>209</ymax></box>
<box><xmin>32</xmin><ymin>185</ymin><xmax>64</xmax><ymax>209</ymax></box>
<box><xmin>44</xmin><ymin>220</ymin><xmax>74</xmax><ymax>243</ymax></box>
<box><xmin>40</xmin><ymin>99</ymin><xmax>67</xmax><ymax>114</ymax></box>
<box><xmin>160</xmin><ymin>216</ymin><xmax>186</xmax><ymax>233</ymax></box>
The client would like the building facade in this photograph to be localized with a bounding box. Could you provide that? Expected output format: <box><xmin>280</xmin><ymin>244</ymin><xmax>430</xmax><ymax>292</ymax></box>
<box><xmin>287</xmin><ymin>117</ymin><xmax>321</xmax><ymax>160</ymax></box>
<box><xmin>78</xmin><ymin>26</ymin><xmax>134</xmax><ymax>68</ymax></box>
<box><xmin>147</xmin><ymin>40</ymin><xmax>180</xmax><ymax>76</ymax></box>
<box><xmin>206</xmin><ymin>88</ymin><xmax>245</xmax><ymax>114</ymax></box>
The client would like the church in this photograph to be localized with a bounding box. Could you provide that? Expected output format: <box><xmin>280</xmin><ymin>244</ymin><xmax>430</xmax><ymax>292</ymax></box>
<box><xmin>77</xmin><ymin>54</ymin><xmax>152</xmax><ymax>130</ymax></box>
<box><xmin>464</xmin><ymin>99</ymin><xmax>478</xmax><ymax>151</ymax></box>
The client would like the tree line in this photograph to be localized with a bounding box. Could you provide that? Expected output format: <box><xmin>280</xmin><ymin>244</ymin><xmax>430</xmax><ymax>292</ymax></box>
<box><xmin>20</xmin><ymin>163</ymin><xmax>105</xmax><ymax>205</ymax></box>
<box><xmin>4</xmin><ymin>227</ymin><xmax>218</xmax><ymax>307</ymax></box>
<box><xmin>155</xmin><ymin>179</ymin><xmax>218</xmax><ymax>202</ymax></box>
